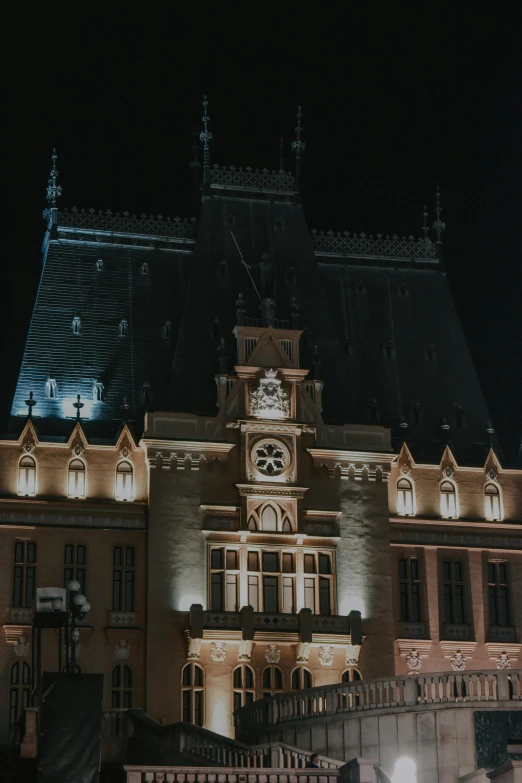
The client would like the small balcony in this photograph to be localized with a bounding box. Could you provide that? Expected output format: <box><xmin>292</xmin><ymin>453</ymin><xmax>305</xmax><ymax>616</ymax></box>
<box><xmin>487</xmin><ymin>625</ymin><xmax>519</xmax><ymax>643</ymax></box>
<box><xmin>440</xmin><ymin>622</ymin><xmax>475</xmax><ymax>641</ymax></box>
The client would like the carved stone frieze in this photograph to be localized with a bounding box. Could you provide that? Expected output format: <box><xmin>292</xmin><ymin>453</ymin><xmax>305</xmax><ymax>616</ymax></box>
<box><xmin>249</xmin><ymin>369</ymin><xmax>290</xmax><ymax>419</ymax></box>
<box><xmin>405</xmin><ymin>649</ymin><xmax>422</xmax><ymax>672</ymax></box>
<box><xmin>265</xmin><ymin>644</ymin><xmax>281</xmax><ymax>663</ymax></box>
<box><xmin>238</xmin><ymin>640</ymin><xmax>253</xmax><ymax>661</ymax></box>
<box><xmin>496</xmin><ymin>651</ymin><xmax>511</xmax><ymax>670</ymax></box>
<box><xmin>296</xmin><ymin>642</ymin><xmax>311</xmax><ymax>663</ymax></box>
<box><xmin>186</xmin><ymin>634</ymin><xmax>202</xmax><ymax>661</ymax></box>
<box><xmin>318</xmin><ymin>645</ymin><xmax>335</xmax><ymax>666</ymax></box>
<box><xmin>14</xmin><ymin>636</ymin><xmax>30</xmax><ymax>658</ymax></box>
<box><xmin>346</xmin><ymin>644</ymin><xmax>361</xmax><ymax>665</ymax></box>
<box><xmin>114</xmin><ymin>639</ymin><xmax>131</xmax><ymax>660</ymax></box>
<box><xmin>210</xmin><ymin>642</ymin><xmax>227</xmax><ymax>662</ymax></box>
<box><xmin>450</xmin><ymin>650</ymin><xmax>466</xmax><ymax>671</ymax></box>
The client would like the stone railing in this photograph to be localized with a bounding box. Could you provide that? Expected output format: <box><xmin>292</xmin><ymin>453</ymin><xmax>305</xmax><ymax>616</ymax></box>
<box><xmin>210</xmin><ymin>165</ymin><xmax>296</xmax><ymax>193</ymax></box>
<box><xmin>311</xmin><ymin>229</ymin><xmax>438</xmax><ymax>260</ymax></box>
<box><xmin>125</xmin><ymin>769</ymin><xmax>340</xmax><ymax>783</ymax></box>
<box><xmin>58</xmin><ymin>208</ymin><xmax>198</xmax><ymax>239</ymax></box>
<box><xmin>101</xmin><ymin>708</ymin><xmax>133</xmax><ymax>739</ymax></box>
<box><xmin>235</xmin><ymin>670</ymin><xmax>522</xmax><ymax>737</ymax></box>
<box><xmin>195</xmin><ymin>606</ymin><xmax>357</xmax><ymax>640</ymax></box>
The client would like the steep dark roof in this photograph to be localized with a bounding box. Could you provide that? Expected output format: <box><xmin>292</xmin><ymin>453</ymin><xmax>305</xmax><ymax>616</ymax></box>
<box><xmin>11</xmin><ymin>168</ymin><xmax>494</xmax><ymax>464</ymax></box>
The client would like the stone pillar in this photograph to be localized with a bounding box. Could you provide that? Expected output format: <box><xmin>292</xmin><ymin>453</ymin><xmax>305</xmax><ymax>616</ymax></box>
<box><xmin>338</xmin><ymin>478</ymin><xmax>394</xmax><ymax>678</ymax></box>
<box><xmin>469</xmin><ymin>549</ymin><xmax>485</xmax><ymax>644</ymax></box>
<box><xmin>146</xmin><ymin>465</ymin><xmax>204</xmax><ymax>722</ymax></box>
<box><xmin>424</xmin><ymin>548</ymin><xmax>440</xmax><ymax>642</ymax></box>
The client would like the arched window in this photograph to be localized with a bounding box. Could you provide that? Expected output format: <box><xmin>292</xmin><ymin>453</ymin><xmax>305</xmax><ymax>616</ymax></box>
<box><xmin>118</xmin><ymin>320</ymin><xmax>128</xmax><ymax>338</ymax></box>
<box><xmin>96</xmin><ymin>259</ymin><xmax>103</xmax><ymax>271</ymax></box>
<box><xmin>141</xmin><ymin>383</ymin><xmax>152</xmax><ymax>407</ymax></box>
<box><xmin>116</xmin><ymin>461</ymin><xmax>134</xmax><ymax>502</ymax></box>
<box><xmin>262</xmin><ymin>666</ymin><xmax>284</xmax><ymax>698</ymax></box>
<box><xmin>355</xmin><ymin>280</ymin><xmax>365</xmax><ymax>295</ymax></box>
<box><xmin>425</xmin><ymin>344</ymin><xmax>437</xmax><ymax>362</ymax></box>
<box><xmin>217</xmin><ymin>260</ymin><xmax>229</xmax><ymax>280</ymax></box>
<box><xmin>341</xmin><ymin>669</ymin><xmax>362</xmax><ymax>683</ymax></box>
<box><xmin>92</xmin><ymin>382</ymin><xmax>104</xmax><ymax>402</ymax></box>
<box><xmin>18</xmin><ymin>455</ymin><xmax>36</xmax><ymax>497</ymax></box>
<box><xmin>233</xmin><ymin>665</ymin><xmax>255</xmax><ymax>710</ymax></box>
<box><xmin>382</xmin><ymin>341</ymin><xmax>395</xmax><ymax>360</ymax></box>
<box><xmin>45</xmin><ymin>377</ymin><xmax>57</xmax><ymax>398</ymax></box>
<box><xmin>440</xmin><ymin>481</ymin><xmax>457</xmax><ymax>519</ymax></box>
<box><xmin>261</xmin><ymin>505</ymin><xmax>277</xmax><ymax>532</ymax></box>
<box><xmin>484</xmin><ymin>483</ymin><xmax>502</xmax><ymax>521</ymax></box>
<box><xmin>398</xmin><ymin>283</ymin><xmax>409</xmax><ymax>298</ymax></box>
<box><xmin>162</xmin><ymin>321</ymin><xmax>172</xmax><ymax>340</ymax></box>
<box><xmin>182</xmin><ymin>663</ymin><xmax>204</xmax><ymax>726</ymax></box>
<box><xmin>111</xmin><ymin>664</ymin><xmax>132</xmax><ymax>708</ymax></box>
<box><xmin>140</xmin><ymin>262</ymin><xmax>149</xmax><ymax>275</ymax></box>
<box><xmin>291</xmin><ymin>667</ymin><xmax>312</xmax><ymax>690</ymax></box>
<box><xmin>282</xmin><ymin>516</ymin><xmax>292</xmax><ymax>533</ymax></box>
<box><xmin>68</xmin><ymin>459</ymin><xmax>86</xmax><ymax>499</ymax></box>
<box><xmin>397</xmin><ymin>478</ymin><xmax>414</xmax><ymax>516</ymax></box>
<box><xmin>285</xmin><ymin>267</ymin><xmax>296</xmax><ymax>286</ymax></box>
<box><xmin>9</xmin><ymin>662</ymin><xmax>30</xmax><ymax>726</ymax></box>
<box><xmin>247</xmin><ymin>515</ymin><xmax>257</xmax><ymax>531</ymax></box>
<box><xmin>72</xmin><ymin>317</ymin><xmax>81</xmax><ymax>335</ymax></box>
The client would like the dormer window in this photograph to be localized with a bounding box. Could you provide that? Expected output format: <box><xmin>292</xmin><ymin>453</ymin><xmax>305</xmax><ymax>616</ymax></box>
<box><xmin>162</xmin><ymin>321</ymin><xmax>172</xmax><ymax>339</ymax></box>
<box><xmin>119</xmin><ymin>320</ymin><xmax>128</xmax><ymax>338</ymax></box>
<box><xmin>92</xmin><ymin>382</ymin><xmax>104</xmax><ymax>402</ymax></box>
<box><xmin>18</xmin><ymin>456</ymin><xmax>36</xmax><ymax>497</ymax></box>
<box><xmin>411</xmin><ymin>401</ymin><xmax>423</xmax><ymax>426</ymax></box>
<box><xmin>217</xmin><ymin>260</ymin><xmax>229</xmax><ymax>280</ymax></box>
<box><xmin>355</xmin><ymin>281</ymin><xmax>365</xmax><ymax>294</ymax></box>
<box><xmin>484</xmin><ymin>483</ymin><xmax>502</xmax><ymax>521</ymax></box>
<box><xmin>398</xmin><ymin>283</ymin><xmax>409</xmax><ymax>297</ymax></box>
<box><xmin>72</xmin><ymin>317</ymin><xmax>81</xmax><ymax>335</ymax></box>
<box><xmin>383</xmin><ymin>341</ymin><xmax>395</xmax><ymax>360</ymax></box>
<box><xmin>141</xmin><ymin>383</ymin><xmax>152</xmax><ymax>406</ymax></box>
<box><xmin>116</xmin><ymin>461</ymin><xmax>134</xmax><ymax>502</ymax></box>
<box><xmin>440</xmin><ymin>480</ymin><xmax>458</xmax><ymax>519</ymax></box>
<box><xmin>453</xmin><ymin>404</ymin><xmax>466</xmax><ymax>428</ymax></box>
<box><xmin>425</xmin><ymin>344</ymin><xmax>437</xmax><ymax>362</ymax></box>
<box><xmin>96</xmin><ymin>259</ymin><xmax>103</xmax><ymax>271</ymax></box>
<box><xmin>369</xmin><ymin>399</ymin><xmax>380</xmax><ymax>424</ymax></box>
<box><xmin>45</xmin><ymin>378</ymin><xmax>57</xmax><ymax>399</ymax></box>
<box><xmin>397</xmin><ymin>478</ymin><xmax>414</xmax><ymax>516</ymax></box>
<box><xmin>68</xmin><ymin>459</ymin><xmax>86</xmax><ymax>499</ymax></box>
<box><xmin>140</xmin><ymin>262</ymin><xmax>149</xmax><ymax>275</ymax></box>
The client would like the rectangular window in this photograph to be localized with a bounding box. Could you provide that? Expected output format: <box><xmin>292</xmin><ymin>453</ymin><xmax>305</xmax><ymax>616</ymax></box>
<box><xmin>304</xmin><ymin>577</ymin><xmax>315</xmax><ymax>611</ymax></box>
<box><xmin>398</xmin><ymin>557</ymin><xmax>421</xmax><ymax>622</ymax></box>
<box><xmin>248</xmin><ymin>575</ymin><xmax>259</xmax><ymax>611</ymax></box>
<box><xmin>488</xmin><ymin>562</ymin><xmax>510</xmax><ymax>626</ymax></box>
<box><xmin>64</xmin><ymin>543</ymin><xmax>86</xmax><ymax>594</ymax></box>
<box><xmin>283</xmin><ymin>576</ymin><xmax>294</xmax><ymax>613</ymax></box>
<box><xmin>263</xmin><ymin>575</ymin><xmax>279</xmax><ymax>613</ymax></box>
<box><xmin>319</xmin><ymin>577</ymin><xmax>331</xmax><ymax>615</ymax></box>
<box><xmin>247</xmin><ymin>551</ymin><xmax>259</xmax><ymax>571</ymax></box>
<box><xmin>442</xmin><ymin>560</ymin><xmax>465</xmax><ymax>624</ymax></box>
<box><xmin>113</xmin><ymin>545</ymin><xmax>135</xmax><ymax>611</ymax></box>
<box><xmin>304</xmin><ymin>554</ymin><xmax>315</xmax><ymax>573</ymax></box>
<box><xmin>210</xmin><ymin>547</ymin><xmax>239</xmax><ymax>611</ymax></box>
<box><xmin>12</xmin><ymin>541</ymin><xmax>37</xmax><ymax>608</ymax></box>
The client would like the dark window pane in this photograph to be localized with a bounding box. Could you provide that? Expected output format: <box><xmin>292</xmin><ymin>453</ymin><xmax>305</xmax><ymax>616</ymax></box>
<box><xmin>11</xmin><ymin>663</ymin><xmax>19</xmax><ymax>685</ymax></box>
<box><xmin>410</xmin><ymin>583</ymin><xmax>420</xmax><ymax>622</ymax></box>
<box><xmin>319</xmin><ymin>578</ymin><xmax>331</xmax><ymax>615</ymax></box>
<box><xmin>64</xmin><ymin>567</ymin><xmax>73</xmax><ymax>587</ymax></box>
<box><xmin>247</xmin><ymin>551</ymin><xmax>259</xmax><ymax>571</ymax></box>
<box><xmin>77</xmin><ymin>569</ymin><xmax>85</xmax><ymax>595</ymax></box>
<box><xmin>126</xmin><ymin>547</ymin><xmax>134</xmax><ymax>568</ymax></box>
<box><xmin>234</xmin><ymin>691</ymin><xmax>242</xmax><ymax>712</ymax></box>
<box><xmin>14</xmin><ymin>542</ymin><xmax>24</xmax><ymax>563</ymax></box>
<box><xmin>245</xmin><ymin>667</ymin><xmax>254</xmax><ymax>689</ymax></box>
<box><xmin>124</xmin><ymin>571</ymin><xmax>134</xmax><ymax>611</ymax></box>
<box><xmin>77</xmin><ymin>545</ymin><xmax>86</xmax><ymax>565</ymax></box>
<box><xmin>263</xmin><ymin>576</ymin><xmax>279</xmax><ymax>612</ymax></box>
<box><xmin>13</xmin><ymin>566</ymin><xmax>23</xmax><ymax>607</ymax></box>
<box><xmin>410</xmin><ymin>559</ymin><xmax>419</xmax><ymax>580</ymax></box>
<box><xmin>454</xmin><ymin>562</ymin><xmax>462</xmax><ymax>582</ymax></box>
<box><xmin>226</xmin><ymin>550</ymin><xmax>237</xmax><ymax>570</ymax></box>
<box><xmin>291</xmin><ymin>669</ymin><xmax>299</xmax><ymax>689</ymax></box>
<box><xmin>194</xmin><ymin>691</ymin><xmax>203</xmax><ymax>726</ymax></box>
<box><xmin>499</xmin><ymin>564</ymin><xmax>508</xmax><ymax>584</ymax></box>
<box><xmin>233</xmin><ymin>668</ymin><xmax>242</xmax><ymax>688</ymax></box>
<box><xmin>263</xmin><ymin>668</ymin><xmax>271</xmax><ymax>689</ymax></box>
<box><xmin>194</xmin><ymin>666</ymin><xmax>203</xmax><ymax>687</ymax></box>
<box><xmin>211</xmin><ymin>549</ymin><xmax>223</xmax><ymax>569</ymax></box>
<box><xmin>274</xmin><ymin>667</ymin><xmax>283</xmax><ymax>689</ymax></box>
<box><xmin>442</xmin><ymin>561</ymin><xmax>451</xmax><ymax>581</ymax></box>
<box><xmin>499</xmin><ymin>587</ymin><xmax>509</xmax><ymax>625</ymax></box>
<box><xmin>22</xmin><ymin>663</ymin><xmax>30</xmax><ymax>685</ymax></box>
<box><xmin>65</xmin><ymin>545</ymin><xmax>74</xmax><ymax>565</ymax></box>
<box><xmin>25</xmin><ymin>567</ymin><xmax>36</xmax><ymax>607</ymax></box>
<box><xmin>282</xmin><ymin>553</ymin><xmax>293</xmax><ymax>573</ymax></box>
<box><xmin>123</xmin><ymin>691</ymin><xmax>132</xmax><ymax>708</ymax></box>
<box><xmin>246</xmin><ymin>691</ymin><xmax>254</xmax><ymax>705</ymax></box>
<box><xmin>303</xmin><ymin>670</ymin><xmax>312</xmax><ymax>688</ymax></box>
<box><xmin>454</xmin><ymin>585</ymin><xmax>464</xmax><ymax>624</ymax></box>
<box><xmin>399</xmin><ymin>583</ymin><xmax>408</xmax><ymax>621</ymax></box>
<box><xmin>112</xmin><ymin>691</ymin><xmax>120</xmax><ymax>708</ymax></box>
<box><xmin>182</xmin><ymin>690</ymin><xmax>191</xmax><ymax>722</ymax></box>
<box><xmin>353</xmin><ymin>670</ymin><xmax>361</xmax><ymax>681</ymax></box>
<box><xmin>487</xmin><ymin>564</ymin><xmax>496</xmax><ymax>583</ymax></box>
<box><xmin>304</xmin><ymin>554</ymin><xmax>315</xmax><ymax>573</ymax></box>
<box><xmin>9</xmin><ymin>689</ymin><xmax>18</xmax><ymax>725</ymax></box>
<box><xmin>114</xmin><ymin>547</ymin><xmax>122</xmax><ymax>567</ymax></box>
<box><xmin>444</xmin><ymin>584</ymin><xmax>453</xmax><ymax>623</ymax></box>
<box><xmin>123</xmin><ymin>666</ymin><xmax>132</xmax><ymax>688</ymax></box>
<box><xmin>113</xmin><ymin>571</ymin><xmax>121</xmax><ymax>611</ymax></box>
<box><xmin>398</xmin><ymin>559</ymin><xmax>407</xmax><ymax>579</ymax></box>
<box><xmin>262</xmin><ymin>552</ymin><xmax>279</xmax><ymax>573</ymax></box>
<box><xmin>27</xmin><ymin>543</ymin><xmax>37</xmax><ymax>564</ymax></box>
<box><xmin>182</xmin><ymin>666</ymin><xmax>191</xmax><ymax>686</ymax></box>
<box><xmin>211</xmin><ymin>573</ymin><xmax>223</xmax><ymax>610</ymax></box>
<box><xmin>112</xmin><ymin>666</ymin><xmax>121</xmax><ymax>687</ymax></box>
<box><xmin>319</xmin><ymin>554</ymin><xmax>331</xmax><ymax>574</ymax></box>
<box><xmin>488</xmin><ymin>585</ymin><xmax>498</xmax><ymax>625</ymax></box>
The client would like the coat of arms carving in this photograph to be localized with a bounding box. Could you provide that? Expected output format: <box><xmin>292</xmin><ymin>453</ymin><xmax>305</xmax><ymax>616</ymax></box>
<box><xmin>250</xmin><ymin>369</ymin><xmax>290</xmax><ymax>419</ymax></box>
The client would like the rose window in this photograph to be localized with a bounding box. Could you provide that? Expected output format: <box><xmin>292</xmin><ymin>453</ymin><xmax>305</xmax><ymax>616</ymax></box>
<box><xmin>253</xmin><ymin>440</ymin><xmax>289</xmax><ymax>476</ymax></box>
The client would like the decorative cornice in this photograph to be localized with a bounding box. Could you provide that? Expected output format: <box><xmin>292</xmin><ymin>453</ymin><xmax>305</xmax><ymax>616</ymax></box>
<box><xmin>391</xmin><ymin>527</ymin><xmax>522</xmax><ymax>551</ymax></box>
<box><xmin>396</xmin><ymin>638</ymin><xmax>432</xmax><ymax>656</ymax></box>
<box><xmin>58</xmin><ymin>208</ymin><xmax>197</xmax><ymax>238</ymax></box>
<box><xmin>440</xmin><ymin>640</ymin><xmax>477</xmax><ymax>657</ymax></box>
<box><xmin>210</xmin><ymin>165</ymin><xmax>296</xmax><ymax>194</ymax></box>
<box><xmin>0</xmin><ymin>502</ymin><xmax>146</xmax><ymax>530</ymax></box>
<box><xmin>311</xmin><ymin>230</ymin><xmax>438</xmax><ymax>261</ymax></box>
<box><xmin>307</xmin><ymin>448</ymin><xmax>392</xmax><ymax>481</ymax></box>
<box><xmin>236</xmin><ymin>484</ymin><xmax>309</xmax><ymax>498</ymax></box>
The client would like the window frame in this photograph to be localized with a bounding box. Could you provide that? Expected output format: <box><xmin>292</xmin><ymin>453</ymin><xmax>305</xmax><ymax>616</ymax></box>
<box><xmin>64</xmin><ymin>542</ymin><xmax>87</xmax><ymax>594</ymax></box>
<box><xmin>487</xmin><ymin>561</ymin><xmax>510</xmax><ymax>627</ymax></box>
<box><xmin>18</xmin><ymin>454</ymin><xmax>37</xmax><ymax>497</ymax></box>
<box><xmin>12</xmin><ymin>540</ymin><xmax>37</xmax><ymax>608</ymax></box>
<box><xmin>291</xmin><ymin>666</ymin><xmax>313</xmax><ymax>690</ymax></box>
<box><xmin>441</xmin><ymin>558</ymin><xmax>466</xmax><ymax>625</ymax></box>
<box><xmin>67</xmin><ymin>458</ymin><xmax>87</xmax><ymax>499</ymax></box>
<box><xmin>209</xmin><ymin>546</ymin><xmax>240</xmax><ymax>612</ymax></box>
<box><xmin>115</xmin><ymin>460</ymin><xmax>134</xmax><ymax>502</ymax></box>
<box><xmin>112</xmin><ymin>544</ymin><xmax>135</xmax><ymax>611</ymax></box>
<box><xmin>396</xmin><ymin>477</ymin><xmax>415</xmax><ymax>517</ymax></box>
<box><xmin>111</xmin><ymin>664</ymin><xmax>133</xmax><ymax>709</ymax></box>
<box><xmin>233</xmin><ymin>664</ymin><xmax>256</xmax><ymax>711</ymax></box>
<box><xmin>398</xmin><ymin>555</ymin><xmax>422</xmax><ymax>623</ymax></box>
<box><xmin>262</xmin><ymin>665</ymin><xmax>284</xmax><ymax>698</ymax></box>
<box><xmin>303</xmin><ymin>550</ymin><xmax>334</xmax><ymax>615</ymax></box>
<box><xmin>9</xmin><ymin>661</ymin><xmax>31</xmax><ymax>727</ymax></box>
<box><xmin>484</xmin><ymin>482</ymin><xmax>502</xmax><ymax>522</ymax></box>
<box><xmin>440</xmin><ymin>480</ymin><xmax>458</xmax><ymax>519</ymax></box>
<box><xmin>181</xmin><ymin>663</ymin><xmax>204</xmax><ymax>726</ymax></box>
<box><xmin>246</xmin><ymin>548</ymin><xmax>296</xmax><ymax>614</ymax></box>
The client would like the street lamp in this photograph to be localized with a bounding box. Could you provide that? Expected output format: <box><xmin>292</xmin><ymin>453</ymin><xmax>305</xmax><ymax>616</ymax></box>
<box><xmin>63</xmin><ymin>580</ymin><xmax>91</xmax><ymax>672</ymax></box>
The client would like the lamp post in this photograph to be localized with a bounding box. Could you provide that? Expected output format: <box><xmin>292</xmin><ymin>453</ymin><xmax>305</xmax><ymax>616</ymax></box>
<box><xmin>56</xmin><ymin>580</ymin><xmax>91</xmax><ymax>672</ymax></box>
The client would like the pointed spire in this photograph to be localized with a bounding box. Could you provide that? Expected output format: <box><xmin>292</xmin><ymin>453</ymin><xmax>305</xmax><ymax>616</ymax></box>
<box><xmin>200</xmin><ymin>95</ymin><xmax>213</xmax><ymax>186</ymax></box>
<box><xmin>422</xmin><ymin>205</ymin><xmax>429</xmax><ymax>239</ymax></box>
<box><xmin>25</xmin><ymin>392</ymin><xmax>37</xmax><ymax>419</ymax></box>
<box><xmin>291</xmin><ymin>106</ymin><xmax>306</xmax><ymax>188</ymax></box>
<box><xmin>432</xmin><ymin>186</ymin><xmax>445</xmax><ymax>242</ymax></box>
<box><xmin>43</xmin><ymin>148</ymin><xmax>62</xmax><ymax>225</ymax></box>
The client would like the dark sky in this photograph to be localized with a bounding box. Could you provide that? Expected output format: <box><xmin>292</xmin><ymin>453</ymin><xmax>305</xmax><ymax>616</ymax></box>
<box><xmin>4</xmin><ymin>13</ymin><xmax>522</xmax><ymax>459</ymax></box>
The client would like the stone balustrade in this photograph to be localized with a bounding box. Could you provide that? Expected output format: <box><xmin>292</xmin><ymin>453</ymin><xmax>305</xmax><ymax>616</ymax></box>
<box><xmin>234</xmin><ymin>670</ymin><xmax>522</xmax><ymax>737</ymax></box>
<box><xmin>124</xmin><ymin>767</ymin><xmax>342</xmax><ymax>783</ymax></box>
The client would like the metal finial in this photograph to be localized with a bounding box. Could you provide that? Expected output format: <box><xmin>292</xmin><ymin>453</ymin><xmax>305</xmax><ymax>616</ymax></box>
<box><xmin>46</xmin><ymin>148</ymin><xmax>62</xmax><ymax>208</ymax></box>
<box><xmin>73</xmin><ymin>394</ymin><xmax>84</xmax><ymax>421</ymax></box>
<box><xmin>291</xmin><ymin>106</ymin><xmax>306</xmax><ymax>187</ymax></box>
<box><xmin>25</xmin><ymin>392</ymin><xmax>37</xmax><ymax>419</ymax></box>
<box><xmin>422</xmin><ymin>205</ymin><xmax>429</xmax><ymax>239</ymax></box>
<box><xmin>279</xmin><ymin>137</ymin><xmax>285</xmax><ymax>172</ymax></box>
<box><xmin>200</xmin><ymin>95</ymin><xmax>213</xmax><ymax>186</ymax></box>
<box><xmin>432</xmin><ymin>186</ymin><xmax>445</xmax><ymax>242</ymax></box>
<box><xmin>486</xmin><ymin>421</ymin><xmax>496</xmax><ymax>448</ymax></box>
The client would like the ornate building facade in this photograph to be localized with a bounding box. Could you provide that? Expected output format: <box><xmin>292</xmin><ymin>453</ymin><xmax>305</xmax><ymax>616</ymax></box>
<box><xmin>1</xmin><ymin>117</ymin><xmax>522</xmax><ymax>780</ymax></box>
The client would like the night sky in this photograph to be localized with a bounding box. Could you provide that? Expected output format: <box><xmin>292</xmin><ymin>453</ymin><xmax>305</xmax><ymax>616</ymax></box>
<box><xmin>4</xmin><ymin>14</ymin><xmax>522</xmax><ymax>460</ymax></box>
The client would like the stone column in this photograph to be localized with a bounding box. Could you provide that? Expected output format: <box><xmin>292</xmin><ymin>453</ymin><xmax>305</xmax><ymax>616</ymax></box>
<box><xmin>424</xmin><ymin>548</ymin><xmax>440</xmax><ymax>642</ymax></box>
<box><xmin>338</xmin><ymin>477</ymin><xmax>394</xmax><ymax>678</ymax></box>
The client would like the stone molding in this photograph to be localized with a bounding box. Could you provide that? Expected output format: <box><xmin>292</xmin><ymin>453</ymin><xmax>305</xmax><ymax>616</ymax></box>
<box><xmin>307</xmin><ymin>448</ymin><xmax>392</xmax><ymax>481</ymax></box>
<box><xmin>3</xmin><ymin>624</ymin><xmax>32</xmax><ymax>645</ymax></box>
<box><xmin>396</xmin><ymin>638</ymin><xmax>432</xmax><ymax>656</ymax></box>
